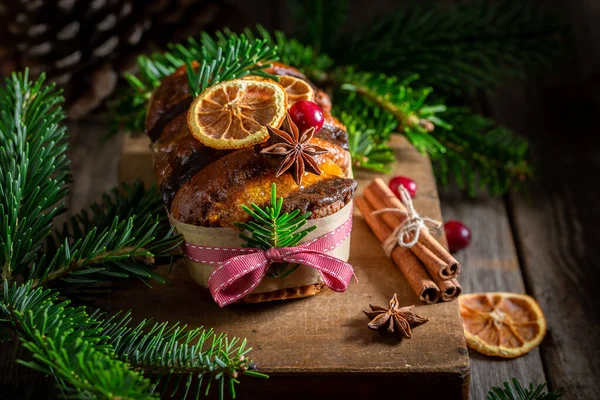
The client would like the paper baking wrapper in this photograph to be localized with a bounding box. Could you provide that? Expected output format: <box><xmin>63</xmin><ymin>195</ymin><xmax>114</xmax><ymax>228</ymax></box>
<box><xmin>169</xmin><ymin>200</ymin><xmax>353</xmax><ymax>294</ymax></box>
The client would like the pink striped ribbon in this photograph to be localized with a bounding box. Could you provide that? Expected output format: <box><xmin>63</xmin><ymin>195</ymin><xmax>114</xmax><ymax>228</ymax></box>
<box><xmin>182</xmin><ymin>217</ymin><xmax>355</xmax><ymax>307</ymax></box>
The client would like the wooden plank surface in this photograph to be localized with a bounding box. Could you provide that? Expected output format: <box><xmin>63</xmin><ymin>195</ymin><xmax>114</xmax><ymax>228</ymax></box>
<box><xmin>440</xmin><ymin>194</ymin><xmax>546</xmax><ymax>400</ymax></box>
<box><xmin>486</xmin><ymin>85</ymin><xmax>600</xmax><ymax>399</ymax></box>
<box><xmin>114</xmin><ymin>135</ymin><xmax>470</xmax><ymax>399</ymax></box>
<box><xmin>480</xmin><ymin>1</ymin><xmax>600</xmax><ymax>397</ymax></box>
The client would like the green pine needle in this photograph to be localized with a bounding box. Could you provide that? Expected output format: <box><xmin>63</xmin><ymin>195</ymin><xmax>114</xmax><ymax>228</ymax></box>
<box><xmin>31</xmin><ymin>181</ymin><xmax>182</xmax><ymax>288</ymax></box>
<box><xmin>183</xmin><ymin>33</ymin><xmax>279</xmax><ymax>97</ymax></box>
<box><xmin>487</xmin><ymin>379</ymin><xmax>562</xmax><ymax>400</ymax></box>
<box><xmin>1</xmin><ymin>282</ymin><xmax>154</xmax><ymax>399</ymax></box>
<box><xmin>93</xmin><ymin>310</ymin><xmax>266</xmax><ymax>399</ymax></box>
<box><xmin>1</xmin><ymin>282</ymin><xmax>265</xmax><ymax>399</ymax></box>
<box><xmin>334</xmin><ymin>68</ymin><xmax>448</xmax><ymax>156</ymax></box>
<box><xmin>111</xmin><ymin>29</ymin><xmax>280</xmax><ymax>134</ymax></box>
<box><xmin>235</xmin><ymin>184</ymin><xmax>315</xmax><ymax>278</ymax></box>
<box><xmin>30</xmin><ymin>214</ymin><xmax>181</xmax><ymax>289</ymax></box>
<box><xmin>328</xmin><ymin>0</ymin><xmax>567</xmax><ymax>96</ymax></box>
<box><xmin>431</xmin><ymin>107</ymin><xmax>533</xmax><ymax>196</ymax></box>
<box><xmin>236</xmin><ymin>184</ymin><xmax>316</xmax><ymax>251</ymax></box>
<box><xmin>332</xmin><ymin>71</ymin><xmax>531</xmax><ymax>195</ymax></box>
<box><xmin>336</xmin><ymin>108</ymin><xmax>396</xmax><ymax>174</ymax></box>
<box><xmin>0</xmin><ymin>71</ymin><xmax>69</xmax><ymax>281</ymax></box>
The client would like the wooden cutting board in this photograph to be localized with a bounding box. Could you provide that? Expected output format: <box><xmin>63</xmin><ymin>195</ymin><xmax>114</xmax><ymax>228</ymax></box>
<box><xmin>116</xmin><ymin>135</ymin><xmax>470</xmax><ymax>400</ymax></box>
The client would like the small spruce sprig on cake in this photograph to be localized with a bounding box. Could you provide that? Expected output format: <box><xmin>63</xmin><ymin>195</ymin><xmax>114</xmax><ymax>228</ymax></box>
<box><xmin>235</xmin><ymin>183</ymin><xmax>316</xmax><ymax>278</ymax></box>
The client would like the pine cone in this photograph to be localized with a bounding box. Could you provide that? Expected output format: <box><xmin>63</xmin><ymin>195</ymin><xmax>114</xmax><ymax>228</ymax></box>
<box><xmin>0</xmin><ymin>0</ymin><xmax>231</xmax><ymax>118</ymax></box>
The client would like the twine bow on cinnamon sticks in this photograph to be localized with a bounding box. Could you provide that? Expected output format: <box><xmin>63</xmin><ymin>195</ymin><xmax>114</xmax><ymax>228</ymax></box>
<box><xmin>373</xmin><ymin>185</ymin><xmax>443</xmax><ymax>254</ymax></box>
<box><xmin>356</xmin><ymin>178</ymin><xmax>462</xmax><ymax>304</ymax></box>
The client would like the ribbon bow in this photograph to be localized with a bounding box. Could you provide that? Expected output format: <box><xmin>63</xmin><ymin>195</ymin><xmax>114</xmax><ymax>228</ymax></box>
<box><xmin>373</xmin><ymin>185</ymin><xmax>442</xmax><ymax>256</ymax></box>
<box><xmin>183</xmin><ymin>217</ymin><xmax>355</xmax><ymax>307</ymax></box>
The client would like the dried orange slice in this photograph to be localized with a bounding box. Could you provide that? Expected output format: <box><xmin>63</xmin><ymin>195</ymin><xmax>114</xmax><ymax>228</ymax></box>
<box><xmin>459</xmin><ymin>293</ymin><xmax>546</xmax><ymax>358</ymax></box>
<box><xmin>278</xmin><ymin>75</ymin><xmax>314</xmax><ymax>105</ymax></box>
<box><xmin>244</xmin><ymin>75</ymin><xmax>314</xmax><ymax>106</ymax></box>
<box><xmin>187</xmin><ymin>79</ymin><xmax>287</xmax><ymax>149</ymax></box>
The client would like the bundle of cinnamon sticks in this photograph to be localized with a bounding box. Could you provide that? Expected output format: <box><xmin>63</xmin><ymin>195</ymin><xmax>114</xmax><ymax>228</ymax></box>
<box><xmin>356</xmin><ymin>178</ymin><xmax>462</xmax><ymax>304</ymax></box>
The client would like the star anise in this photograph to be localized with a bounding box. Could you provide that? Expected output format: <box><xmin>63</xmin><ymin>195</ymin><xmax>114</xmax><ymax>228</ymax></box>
<box><xmin>261</xmin><ymin>113</ymin><xmax>328</xmax><ymax>186</ymax></box>
<box><xmin>364</xmin><ymin>293</ymin><xmax>429</xmax><ymax>338</ymax></box>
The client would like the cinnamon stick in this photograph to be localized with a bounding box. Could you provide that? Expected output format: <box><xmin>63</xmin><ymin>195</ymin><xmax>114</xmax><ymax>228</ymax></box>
<box><xmin>361</xmin><ymin>190</ymin><xmax>461</xmax><ymax>301</ymax></box>
<box><xmin>439</xmin><ymin>279</ymin><xmax>462</xmax><ymax>302</ymax></box>
<box><xmin>363</xmin><ymin>185</ymin><xmax>462</xmax><ymax>299</ymax></box>
<box><xmin>355</xmin><ymin>196</ymin><xmax>440</xmax><ymax>304</ymax></box>
<box><xmin>368</xmin><ymin>178</ymin><xmax>461</xmax><ymax>279</ymax></box>
<box><xmin>363</xmin><ymin>188</ymin><xmax>450</xmax><ymax>282</ymax></box>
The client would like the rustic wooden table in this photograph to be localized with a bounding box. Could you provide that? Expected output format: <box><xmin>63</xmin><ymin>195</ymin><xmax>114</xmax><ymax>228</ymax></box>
<box><xmin>2</xmin><ymin>91</ymin><xmax>599</xmax><ymax>399</ymax></box>
<box><xmin>2</xmin><ymin>1</ymin><xmax>599</xmax><ymax>398</ymax></box>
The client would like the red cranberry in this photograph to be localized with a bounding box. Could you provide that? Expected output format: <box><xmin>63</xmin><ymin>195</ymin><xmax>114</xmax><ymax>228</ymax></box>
<box><xmin>444</xmin><ymin>220</ymin><xmax>472</xmax><ymax>253</ymax></box>
<box><xmin>289</xmin><ymin>100</ymin><xmax>324</xmax><ymax>132</ymax></box>
<box><xmin>389</xmin><ymin>176</ymin><xmax>418</xmax><ymax>198</ymax></box>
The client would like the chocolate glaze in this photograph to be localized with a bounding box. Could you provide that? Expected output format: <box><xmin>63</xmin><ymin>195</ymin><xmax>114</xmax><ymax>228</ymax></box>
<box><xmin>158</xmin><ymin>144</ymin><xmax>231</xmax><ymax>205</ymax></box>
<box><xmin>170</xmin><ymin>147</ymin><xmax>271</xmax><ymax>226</ymax></box>
<box><xmin>153</xmin><ymin>113</ymin><xmax>348</xmax><ymax>208</ymax></box>
<box><xmin>152</xmin><ymin>113</ymin><xmax>232</xmax><ymax>205</ymax></box>
<box><xmin>148</xmin><ymin>97</ymin><xmax>193</xmax><ymax>142</ymax></box>
<box><xmin>279</xmin><ymin>178</ymin><xmax>357</xmax><ymax>217</ymax></box>
<box><xmin>317</xmin><ymin>118</ymin><xmax>349</xmax><ymax>150</ymax></box>
<box><xmin>146</xmin><ymin>66</ymin><xmax>191</xmax><ymax>135</ymax></box>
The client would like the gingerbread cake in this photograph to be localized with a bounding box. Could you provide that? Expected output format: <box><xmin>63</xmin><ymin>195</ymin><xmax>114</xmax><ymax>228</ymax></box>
<box><xmin>146</xmin><ymin>62</ymin><xmax>357</xmax><ymax>303</ymax></box>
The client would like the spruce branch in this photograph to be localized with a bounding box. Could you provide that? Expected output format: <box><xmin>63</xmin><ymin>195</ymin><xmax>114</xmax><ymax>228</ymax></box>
<box><xmin>243</xmin><ymin>26</ymin><xmax>334</xmax><ymax>82</ymax></box>
<box><xmin>2</xmin><ymin>280</ymin><xmax>267</xmax><ymax>400</ymax></box>
<box><xmin>487</xmin><ymin>378</ymin><xmax>561</xmax><ymax>400</ymax></box>
<box><xmin>1</xmin><ymin>281</ymin><xmax>154</xmax><ymax>399</ymax></box>
<box><xmin>0</xmin><ymin>71</ymin><xmax>69</xmax><ymax>282</ymax></box>
<box><xmin>431</xmin><ymin>107</ymin><xmax>533</xmax><ymax>196</ymax></box>
<box><xmin>94</xmin><ymin>311</ymin><xmax>267</xmax><ymax>399</ymax></box>
<box><xmin>329</xmin><ymin>0</ymin><xmax>567</xmax><ymax>96</ymax></box>
<box><xmin>235</xmin><ymin>184</ymin><xmax>316</xmax><ymax>250</ymax></box>
<box><xmin>111</xmin><ymin>30</ymin><xmax>280</xmax><ymax>134</ymax></box>
<box><xmin>332</xmin><ymin>72</ymin><xmax>531</xmax><ymax>194</ymax></box>
<box><xmin>184</xmin><ymin>34</ymin><xmax>279</xmax><ymax>97</ymax></box>
<box><xmin>335</xmin><ymin>69</ymin><xmax>449</xmax><ymax>156</ymax></box>
<box><xmin>30</xmin><ymin>215</ymin><xmax>181</xmax><ymax>289</ymax></box>
<box><xmin>336</xmin><ymin>107</ymin><xmax>396</xmax><ymax>174</ymax></box>
<box><xmin>288</xmin><ymin>0</ymin><xmax>349</xmax><ymax>53</ymax></box>
<box><xmin>27</xmin><ymin>181</ymin><xmax>182</xmax><ymax>288</ymax></box>
<box><xmin>235</xmin><ymin>184</ymin><xmax>315</xmax><ymax>278</ymax></box>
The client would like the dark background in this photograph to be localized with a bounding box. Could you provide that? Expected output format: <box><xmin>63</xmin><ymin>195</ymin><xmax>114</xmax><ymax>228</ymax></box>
<box><xmin>1</xmin><ymin>1</ymin><xmax>599</xmax><ymax>399</ymax></box>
